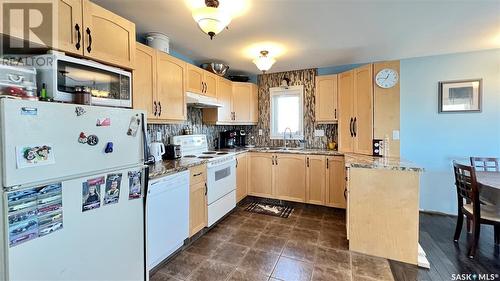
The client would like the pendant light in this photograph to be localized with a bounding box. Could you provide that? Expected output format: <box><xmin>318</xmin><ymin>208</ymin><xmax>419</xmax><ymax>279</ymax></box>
<box><xmin>192</xmin><ymin>0</ymin><xmax>231</xmax><ymax>40</ymax></box>
<box><xmin>253</xmin><ymin>50</ymin><xmax>276</xmax><ymax>73</ymax></box>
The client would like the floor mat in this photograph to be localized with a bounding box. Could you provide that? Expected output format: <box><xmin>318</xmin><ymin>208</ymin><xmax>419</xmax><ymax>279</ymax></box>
<box><xmin>245</xmin><ymin>202</ymin><xmax>294</xmax><ymax>218</ymax></box>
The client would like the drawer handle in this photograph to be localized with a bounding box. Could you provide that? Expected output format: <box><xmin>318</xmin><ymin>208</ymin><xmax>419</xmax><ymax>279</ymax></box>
<box><xmin>193</xmin><ymin>172</ymin><xmax>203</xmax><ymax>177</ymax></box>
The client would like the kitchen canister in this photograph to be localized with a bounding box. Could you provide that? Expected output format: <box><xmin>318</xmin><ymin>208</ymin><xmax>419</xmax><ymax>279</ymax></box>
<box><xmin>145</xmin><ymin>32</ymin><xmax>170</xmax><ymax>54</ymax></box>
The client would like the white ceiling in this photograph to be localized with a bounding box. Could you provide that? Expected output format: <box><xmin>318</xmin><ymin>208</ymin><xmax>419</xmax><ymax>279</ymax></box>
<box><xmin>94</xmin><ymin>0</ymin><xmax>500</xmax><ymax>75</ymax></box>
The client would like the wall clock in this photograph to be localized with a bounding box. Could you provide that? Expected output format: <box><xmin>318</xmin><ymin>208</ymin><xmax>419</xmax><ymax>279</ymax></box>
<box><xmin>375</xmin><ymin>68</ymin><xmax>399</xmax><ymax>89</ymax></box>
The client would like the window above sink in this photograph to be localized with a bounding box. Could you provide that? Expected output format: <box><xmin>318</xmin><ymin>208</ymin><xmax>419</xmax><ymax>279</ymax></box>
<box><xmin>269</xmin><ymin>85</ymin><xmax>304</xmax><ymax>140</ymax></box>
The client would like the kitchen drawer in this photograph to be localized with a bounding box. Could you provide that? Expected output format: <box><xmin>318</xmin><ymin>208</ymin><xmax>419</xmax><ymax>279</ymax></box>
<box><xmin>190</xmin><ymin>164</ymin><xmax>206</xmax><ymax>185</ymax></box>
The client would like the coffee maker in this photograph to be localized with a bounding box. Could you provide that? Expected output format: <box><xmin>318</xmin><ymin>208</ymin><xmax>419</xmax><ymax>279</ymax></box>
<box><xmin>219</xmin><ymin>130</ymin><xmax>246</xmax><ymax>148</ymax></box>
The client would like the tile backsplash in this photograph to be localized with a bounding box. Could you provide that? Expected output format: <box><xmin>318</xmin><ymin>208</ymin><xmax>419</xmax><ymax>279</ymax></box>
<box><xmin>147</xmin><ymin>107</ymin><xmax>252</xmax><ymax>149</ymax></box>
<box><xmin>148</xmin><ymin>68</ymin><xmax>337</xmax><ymax>150</ymax></box>
<box><xmin>247</xmin><ymin>68</ymin><xmax>337</xmax><ymax>149</ymax></box>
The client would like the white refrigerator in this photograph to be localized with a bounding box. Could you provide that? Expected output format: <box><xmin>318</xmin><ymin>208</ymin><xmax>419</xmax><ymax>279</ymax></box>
<box><xmin>0</xmin><ymin>99</ymin><xmax>147</xmax><ymax>281</ymax></box>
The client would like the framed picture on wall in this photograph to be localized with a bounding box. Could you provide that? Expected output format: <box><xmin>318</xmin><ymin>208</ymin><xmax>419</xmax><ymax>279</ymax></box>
<box><xmin>438</xmin><ymin>79</ymin><xmax>482</xmax><ymax>113</ymax></box>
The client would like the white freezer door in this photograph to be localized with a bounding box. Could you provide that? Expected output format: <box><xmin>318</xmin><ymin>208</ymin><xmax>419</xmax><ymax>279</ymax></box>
<box><xmin>1</xmin><ymin>99</ymin><xmax>145</xmax><ymax>188</ymax></box>
<box><xmin>5</xmin><ymin>166</ymin><xmax>145</xmax><ymax>281</ymax></box>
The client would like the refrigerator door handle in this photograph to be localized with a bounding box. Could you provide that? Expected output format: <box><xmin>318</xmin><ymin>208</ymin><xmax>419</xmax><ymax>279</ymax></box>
<box><xmin>142</xmin><ymin>113</ymin><xmax>154</xmax><ymax>165</ymax></box>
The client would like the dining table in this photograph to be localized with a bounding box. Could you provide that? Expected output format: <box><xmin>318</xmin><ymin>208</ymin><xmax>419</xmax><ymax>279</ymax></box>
<box><xmin>476</xmin><ymin>171</ymin><xmax>500</xmax><ymax>209</ymax></box>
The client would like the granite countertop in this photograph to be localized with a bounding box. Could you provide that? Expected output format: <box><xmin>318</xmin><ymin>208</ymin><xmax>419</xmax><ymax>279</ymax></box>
<box><xmin>216</xmin><ymin>147</ymin><xmax>344</xmax><ymax>156</ymax></box>
<box><xmin>148</xmin><ymin>158</ymin><xmax>208</xmax><ymax>179</ymax></box>
<box><xmin>218</xmin><ymin>147</ymin><xmax>422</xmax><ymax>172</ymax></box>
<box><xmin>148</xmin><ymin>147</ymin><xmax>422</xmax><ymax>179</ymax></box>
<box><xmin>344</xmin><ymin>153</ymin><xmax>423</xmax><ymax>172</ymax></box>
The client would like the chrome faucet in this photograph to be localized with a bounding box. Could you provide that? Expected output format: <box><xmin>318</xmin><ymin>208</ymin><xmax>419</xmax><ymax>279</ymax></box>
<box><xmin>283</xmin><ymin>127</ymin><xmax>293</xmax><ymax>149</ymax></box>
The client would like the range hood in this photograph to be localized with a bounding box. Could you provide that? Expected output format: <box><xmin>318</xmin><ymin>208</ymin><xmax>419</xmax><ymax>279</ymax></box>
<box><xmin>185</xmin><ymin>92</ymin><xmax>222</xmax><ymax>108</ymax></box>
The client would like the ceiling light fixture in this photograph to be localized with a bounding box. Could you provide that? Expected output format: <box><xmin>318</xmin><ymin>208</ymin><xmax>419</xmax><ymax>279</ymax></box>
<box><xmin>253</xmin><ymin>50</ymin><xmax>276</xmax><ymax>73</ymax></box>
<box><xmin>192</xmin><ymin>0</ymin><xmax>231</xmax><ymax>40</ymax></box>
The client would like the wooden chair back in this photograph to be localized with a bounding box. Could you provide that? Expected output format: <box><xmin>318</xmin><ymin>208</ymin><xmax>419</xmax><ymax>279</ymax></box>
<box><xmin>470</xmin><ymin>157</ymin><xmax>500</xmax><ymax>172</ymax></box>
<box><xmin>453</xmin><ymin>161</ymin><xmax>480</xmax><ymax>214</ymax></box>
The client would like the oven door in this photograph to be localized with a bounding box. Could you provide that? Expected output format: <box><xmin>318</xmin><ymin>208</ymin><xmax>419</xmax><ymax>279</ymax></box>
<box><xmin>206</xmin><ymin>159</ymin><xmax>236</xmax><ymax>205</ymax></box>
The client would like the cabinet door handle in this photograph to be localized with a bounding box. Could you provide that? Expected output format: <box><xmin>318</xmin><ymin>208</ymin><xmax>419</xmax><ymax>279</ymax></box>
<box><xmin>205</xmin><ymin>183</ymin><xmax>207</xmax><ymax>196</ymax></box>
<box><xmin>193</xmin><ymin>172</ymin><xmax>203</xmax><ymax>177</ymax></box>
<box><xmin>271</xmin><ymin>156</ymin><xmax>275</xmax><ymax>165</ymax></box>
<box><xmin>334</xmin><ymin>109</ymin><xmax>337</xmax><ymax>119</ymax></box>
<box><xmin>158</xmin><ymin>102</ymin><xmax>162</xmax><ymax>116</ymax></box>
<box><xmin>326</xmin><ymin>158</ymin><xmax>329</xmax><ymax>169</ymax></box>
<box><xmin>353</xmin><ymin>117</ymin><xmax>357</xmax><ymax>137</ymax></box>
<box><xmin>86</xmin><ymin>27</ymin><xmax>92</xmax><ymax>53</ymax></box>
<box><xmin>344</xmin><ymin>188</ymin><xmax>347</xmax><ymax>200</ymax></box>
<box><xmin>236</xmin><ymin>158</ymin><xmax>238</xmax><ymax>168</ymax></box>
<box><xmin>75</xmin><ymin>24</ymin><xmax>81</xmax><ymax>50</ymax></box>
<box><xmin>153</xmin><ymin>101</ymin><xmax>157</xmax><ymax>116</ymax></box>
<box><xmin>306</xmin><ymin>157</ymin><xmax>309</xmax><ymax>167</ymax></box>
<box><xmin>275</xmin><ymin>156</ymin><xmax>278</xmax><ymax>165</ymax></box>
<box><xmin>349</xmin><ymin>118</ymin><xmax>353</xmax><ymax>137</ymax></box>
<box><xmin>233</xmin><ymin>112</ymin><xmax>236</xmax><ymax>120</ymax></box>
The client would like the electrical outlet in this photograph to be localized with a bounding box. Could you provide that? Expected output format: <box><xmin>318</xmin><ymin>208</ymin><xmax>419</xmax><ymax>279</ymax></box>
<box><xmin>392</xmin><ymin>130</ymin><xmax>400</xmax><ymax>140</ymax></box>
<box><xmin>314</xmin><ymin>129</ymin><xmax>325</xmax><ymax>137</ymax></box>
<box><xmin>258</xmin><ymin>129</ymin><xmax>263</xmax><ymax>136</ymax></box>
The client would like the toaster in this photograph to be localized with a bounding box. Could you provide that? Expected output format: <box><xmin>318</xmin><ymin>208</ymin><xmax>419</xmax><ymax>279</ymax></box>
<box><xmin>164</xmin><ymin>144</ymin><xmax>181</xmax><ymax>160</ymax></box>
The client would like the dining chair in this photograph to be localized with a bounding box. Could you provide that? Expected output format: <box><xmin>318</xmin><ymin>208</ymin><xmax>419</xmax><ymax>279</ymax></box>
<box><xmin>470</xmin><ymin>157</ymin><xmax>500</xmax><ymax>172</ymax></box>
<box><xmin>453</xmin><ymin>161</ymin><xmax>500</xmax><ymax>258</ymax></box>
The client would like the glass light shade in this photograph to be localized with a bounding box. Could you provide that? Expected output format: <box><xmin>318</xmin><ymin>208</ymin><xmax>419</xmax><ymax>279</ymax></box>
<box><xmin>253</xmin><ymin>54</ymin><xmax>276</xmax><ymax>72</ymax></box>
<box><xmin>192</xmin><ymin>7</ymin><xmax>231</xmax><ymax>38</ymax></box>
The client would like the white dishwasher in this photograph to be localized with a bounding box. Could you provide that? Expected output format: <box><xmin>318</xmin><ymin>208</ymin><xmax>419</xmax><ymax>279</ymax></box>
<box><xmin>146</xmin><ymin>170</ymin><xmax>189</xmax><ymax>271</ymax></box>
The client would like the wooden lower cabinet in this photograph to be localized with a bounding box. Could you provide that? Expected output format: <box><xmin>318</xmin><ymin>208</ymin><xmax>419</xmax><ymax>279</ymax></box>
<box><xmin>248</xmin><ymin>153</ymin><xmax>274</xmax><ymax>197</ymax></box>
<box><xmin>306</xmin><ymin>155</ymin><xmax>326</xmax><ymax>205</ymax></box>
<box><xmin>274</xmin><ymin>154</ymin><xmax>306</xmax><ymax>202</ymax></box>
<box><xmin>326</xmin><ymin>156</ymin><xmax>347</xmax><ymax>209</ymax></box>
<box><xmin>189</xmin><ymin>165</ymin><xmax>207</xmax><ymax>237</ymax></box>
<box><xmin>247</xmin><ymin>152</ymin><xmax>346</xmax><ymax>208</ymax></box>
<box><xmin>236</xmin><ymin>153</ymin><xmax>248</xmax><ymax>202</ymax></box>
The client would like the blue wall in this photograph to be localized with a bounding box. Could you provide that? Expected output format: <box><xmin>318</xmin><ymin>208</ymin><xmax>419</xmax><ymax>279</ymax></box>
<box><xmin>317</xmin><ymin>63</ymin><xmax>364</xmax><ymax>75</ymax></box>
<box><xmin>169</xmin><ymin>49</ymin><xmax>195</xmax><ymax>65</ymax></box>
<box><xmin>400</xmin><ymin>49</ymin><xmax>500</xmax><ymax>214</ymax></box>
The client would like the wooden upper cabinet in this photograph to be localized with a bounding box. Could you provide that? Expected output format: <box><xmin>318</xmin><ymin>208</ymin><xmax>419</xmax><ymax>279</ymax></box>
<box><xmin>232</xmin><ymin>82</ymin><xmax>252</xmax><ymax>122</ymax></box>
<box><xmin>315</xmin><ymin>74</ymin><xmax>338</xmax><ymax>123</ymax></box>
<box><xmin>236</xmin><ymin>153</ymin><xmax>248</xmax><ymax>203</ymax></box>
<box><xmin>306</xmin><ymin>155</ymin><xmax>326</xmax><ymax>205</ymax></box>
<box><xmin>187</xmin><ymin>65</ymin><xmax>204</xmax><ymax>94</ymax></box>
<box><xmin>56</xmin><ymin>0</ymin><xmax>83</xmax><ymax>56</ymax></box>
<box><xmin>274</xmin><ymin>154</ymin><xmax>306</xmax><ymax>202</ymax></box>
<box><xmin>133</xmin><ymin>43</ymin><xmax>156</xmax><ymax>120</ymax></box>
<box><xmin>248</xmin><ymin>153</ymin><xmax>274</xmax><ymax>197</ymax></box>
<box><xmin>83</xmin><ymin>0</ymin><xmax>136</xmax><ymax>69</ymax></box>
<box><xmin>156</xmin><ymin>52</ymin><xmax>186</xmax><ymax>121</ymax></box>
<box><xmin>338</xmin><ymin>70</ymin><xmax>355</xmax><ymax>153</ymax></box>
<box><xmin>250</xmin><ymin>84</ymin><xmax>258</xmax><ymax>123</ymax></box>
<box><xmin>217</xmin><ymin>77</ymin><xmax>233</xmax><ymax>122</ymax></box>
<box><xmin>326</xmin><ymin>156</ymin><xmax>346</xmax><ymax>209</ymax></box>
<box><xmin>353</xmin><ymin>64</ymin><xmax>374</xmax><ymax>155</ymax></box>
<box><xmin>203</xmin><ymin>72</ymin><xmax>218</xmax><ymax>98</ymax></box>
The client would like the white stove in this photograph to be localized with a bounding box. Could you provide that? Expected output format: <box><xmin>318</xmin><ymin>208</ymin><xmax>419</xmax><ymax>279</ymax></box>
<box><xmin>172</xmin><ymin>135</ymin><xmax>236</xmax><ymax>226</ymax></box>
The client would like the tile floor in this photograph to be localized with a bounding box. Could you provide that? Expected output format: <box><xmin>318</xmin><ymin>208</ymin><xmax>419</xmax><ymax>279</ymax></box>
<box><xmin>151</xmin><ymin>202</ymin><xmax>395</xmax><ymax>281</ymax></box>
